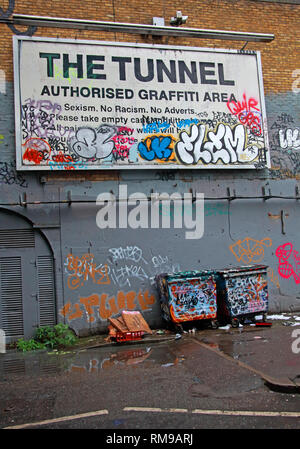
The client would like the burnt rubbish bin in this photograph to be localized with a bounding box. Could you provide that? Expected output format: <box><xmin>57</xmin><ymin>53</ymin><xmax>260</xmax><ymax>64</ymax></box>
<box><xmin>155</xmin><ymin>270</ymin><xmax>218</xmax><ymax>331</ymax></box>
<box><xmin>215</xmin><ymin>264</ymin><xmax>269</xmax><ymax>327</ymax></box>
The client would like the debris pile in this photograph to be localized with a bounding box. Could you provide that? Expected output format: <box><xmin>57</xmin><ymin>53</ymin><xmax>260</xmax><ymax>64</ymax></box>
<box><xmin>106</xmin><ymin>311</ymin><xmax>152</xmax><ymax>343</ymax></box>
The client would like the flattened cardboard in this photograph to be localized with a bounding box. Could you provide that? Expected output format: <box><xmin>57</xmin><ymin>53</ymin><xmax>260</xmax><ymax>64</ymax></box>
<box><xmin>108</xmin><ymin>316</ymin><xmax>128</xmax><ymax>332</ymax></box>
<box><xmin>108</xmin><ymin>325</ymin><xmax>117</xmax><ymax>337</ymax></box>
<box><xmin>122</xmin><ymin>310</ymin><xmax>152</xmax><ymax>334</ymax></box>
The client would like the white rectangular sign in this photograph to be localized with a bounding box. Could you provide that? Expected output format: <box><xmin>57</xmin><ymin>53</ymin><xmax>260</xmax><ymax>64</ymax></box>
<box><xmin>13</xmin><ymin>36</ymin><xmax>270</xmax><ymax>170</ymax></box>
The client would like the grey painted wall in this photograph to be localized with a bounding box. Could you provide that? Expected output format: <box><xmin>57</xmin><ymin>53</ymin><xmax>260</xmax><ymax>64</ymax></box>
<box><xmin>1</xmin><ymin>82</ymin><xmax>300</xmax><ymax>337</ymax></box>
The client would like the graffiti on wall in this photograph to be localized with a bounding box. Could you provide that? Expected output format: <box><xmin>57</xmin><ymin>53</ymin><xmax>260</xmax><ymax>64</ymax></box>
<box><xmin>109</xmin><ymin>264</ymin><xmax>149</xmax><ymax>288</ymax></box>
<box><xmin>64</xmin><ymin>247</ymin><xmax>178</xmax><ymax>291</ymax></box>
<box><xmin>229</xmin><ymin>237</ymin><xmax>272</xmax><ymax>264</ymax></box>
<box><xmin>228</xmin><ymin>238</ymin><xmax>281</xmax><ymax>289</ymax></box>
<box><xmin>0</xmin><ymin>160</ymin><xmax>28</xmax><ymax>187</ymax></box>
<box><xmin>276</xmin><ymin>242</ymin><xmax>300</xmax><ymax>284</ymax></box>
<box><xmin>64</xmin><ymin>253</ymin><xmax>110</xmax><ymax>290</ymax></box>
<box><xmin>151</xmin><ymin>255</ymin><xmax>181</xmax><ymax>275</ymax></box>
<box><xmin>268</xmin><ymin>113</ymin><xmax>300</xmax><ymax>179</ymax></box>
<box><xmin>0</xmin><ymin>1</ymin><xmax>37</xmax><ymax>35</ymax></box>
<box><xmin>279</xmin><ymin>128</ymin><xmax>300</xmax><ymax>150</ymax></box>
<box><xmin>107</xmin><ymin>245</ymin><xmax>149</xmax><ymax>288</ymax></box>
<box><xmin>268</xmin><ymin>267</ymin><xmax>280</xmax><ymax>289</ymax></box>
<box><xmin>59</xmin><ymin>289</ymin><xmax>156</xmax><ymax>323</ymax></box>
<box><xmin>62</xmin><ymin>246</ymin><xmax>181</xmax><ymax>323</ymax></box>
<box><xmin>108</xmin><ymin>245</ymin><xmax>148</xmax><ymax>265</ymax></box>
<box><xmin>106</xmin><ymin>246</ymin><xmax>181</xmax><ymax>288</ymax></box>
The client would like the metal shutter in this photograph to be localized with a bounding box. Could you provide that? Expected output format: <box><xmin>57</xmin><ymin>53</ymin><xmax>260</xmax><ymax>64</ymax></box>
<box><xmin>37</xmin><ymin>256</ymin><xmax>56</xmax><ymax>327</ymax></box>
<box><xmin>0</xmin><ymin>229</ymin><xmax>35</xmax><ymax>248</ymax></box>
<box><xmin>0</xmin><ymin>257</ymin><xmax>24</xmax><ymax>338</ymax></box>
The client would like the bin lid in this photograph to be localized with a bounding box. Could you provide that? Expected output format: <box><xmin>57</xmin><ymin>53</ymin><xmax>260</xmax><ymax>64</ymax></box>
<box><xmin>216</xmin><ymin>264</ymin><xmax>268</xmax><ymax>278</ymax></box>
<box><xmin>163</xmin><ymin>269</ymin><xmax>216</xmax><ymax>283</ymax></box>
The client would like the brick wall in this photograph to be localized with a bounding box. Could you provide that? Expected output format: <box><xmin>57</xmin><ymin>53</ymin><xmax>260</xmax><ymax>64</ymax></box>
<box><xmin>1</xmin><ymin>0</ymin><xmax>299</xmax><ymax>93</ymax></box>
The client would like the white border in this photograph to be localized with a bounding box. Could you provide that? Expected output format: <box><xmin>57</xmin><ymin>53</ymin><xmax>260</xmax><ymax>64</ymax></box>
<box><xmin>13</xmin><ymin>36</ymin><xmax>270</xmax><ymax>171</ymax></box>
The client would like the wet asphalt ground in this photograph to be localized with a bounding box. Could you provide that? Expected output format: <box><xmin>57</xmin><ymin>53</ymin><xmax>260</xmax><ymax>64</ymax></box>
<box><xmin>0</xmin><ymin>315</ymin><xmax>300</xmax><ymax>434</ymax></box>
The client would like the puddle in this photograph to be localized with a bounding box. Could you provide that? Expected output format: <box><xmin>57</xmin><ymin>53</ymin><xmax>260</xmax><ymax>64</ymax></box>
<box><xmin>200</xmin><ymin>335</ymin><xmax>269</xmax><ymax>361</ymax></box>
<box><xmin>0</xmin><ymin>341</ymin><xmax>182</xmax><ymax>380</ymax></box>
<box><xmin>67</xmin><ymin>344</ymin><xmax>184</xmax><ymax>374</ymax></box>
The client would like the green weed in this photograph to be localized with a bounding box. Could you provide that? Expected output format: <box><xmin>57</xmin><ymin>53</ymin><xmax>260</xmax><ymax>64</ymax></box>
<box><xmin>16</xmin><ymin>324</ymin><xmax>77</xmax><ymax>352</ymax></box>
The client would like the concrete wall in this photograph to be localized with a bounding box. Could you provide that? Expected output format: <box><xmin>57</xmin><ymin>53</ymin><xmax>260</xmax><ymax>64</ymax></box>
<box><xmin>0</xmin><ymin>0</ymin><xmax>299</xmax><ymax>337</ymax></box>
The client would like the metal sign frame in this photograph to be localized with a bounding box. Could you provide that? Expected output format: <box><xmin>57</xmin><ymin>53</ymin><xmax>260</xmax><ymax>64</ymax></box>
<box><xmin>13</xmin><ymin>36</ymin><xmax>270</xmax><ymax>170</ymax></box>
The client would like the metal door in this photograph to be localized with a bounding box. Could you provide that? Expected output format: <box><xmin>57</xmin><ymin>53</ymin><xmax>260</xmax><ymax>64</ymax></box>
<box><xmin>0</xmin><ymin>210</ymin><xmax>56</xmax><ymax>342</ymax></box>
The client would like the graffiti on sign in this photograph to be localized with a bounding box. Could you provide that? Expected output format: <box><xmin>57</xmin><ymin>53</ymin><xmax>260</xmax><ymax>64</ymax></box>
<box><xmin>138</xmin><ymin>135</ymin><xmax>175</xmax><ymax>162</ymax></box>
<box><xmin>14</xmin><ymin>38</ymin><xmax>269</xmax><ymax>170</ymax></box>
<box><xmin>226</xmin><ymin>93</ymin><xmax>262</xmax><ymax>136</ymax></box>
<box><xmin>68</xmin><ymin>125</ymin><xmax>116</xmax><ymax>160</ymax></box>
<box><xmin>175</xmin><ymin>123</ymin><xmax>260</xmax><ymax>165</ymax></box>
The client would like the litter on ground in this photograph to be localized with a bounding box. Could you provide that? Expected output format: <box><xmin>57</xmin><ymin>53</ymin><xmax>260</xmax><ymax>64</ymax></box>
<box><xmin>106</xmin><ymin>311</ymin><xmax>152</xmax><ymax>343</ymax></box>
<box><xmin>267</xmin><ymin>314</ymin><xmax>291</xmax><ymax>320</ymax></box>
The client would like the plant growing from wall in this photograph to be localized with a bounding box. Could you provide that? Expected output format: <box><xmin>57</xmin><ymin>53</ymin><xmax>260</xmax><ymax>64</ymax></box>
<box><xmin>35</xmin><ymin>323</ymin><xmax>77</xmax><ymax>349</ymax></box>
<box><xmin>16</xmin><ymin>323</ymin><xmax>77</xmax><ymax>352</ymax></box>
<box><xmin>15</xmin><ymin>338</ymin><xmax>46</xmax><ymax>352</ymax></box>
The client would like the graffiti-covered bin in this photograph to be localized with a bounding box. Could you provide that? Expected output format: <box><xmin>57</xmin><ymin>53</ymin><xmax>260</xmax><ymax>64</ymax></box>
<box><xmin>215</xmin><ymin>265</ymin><xmax>269</xmax><ymax>327</ymax></box>
<box><xmin>155</xmin><ymin>271</ymin><xmax>218</xmax><ymax>328</ymax></box>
